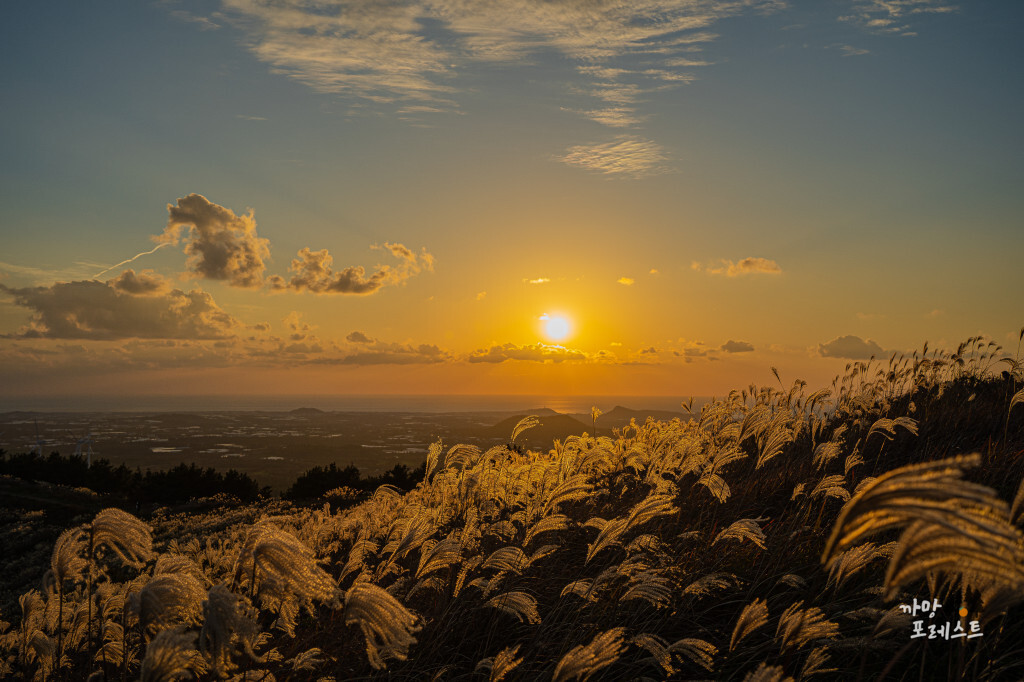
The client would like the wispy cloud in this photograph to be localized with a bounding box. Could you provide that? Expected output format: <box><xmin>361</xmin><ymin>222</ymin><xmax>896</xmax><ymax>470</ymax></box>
<box><xmin>692</xmin><ymin>257</ymin><xmax>782</xmax><ymax>276</ymax></box>
<box><xmin>559</xmin><ymin>136</ymin><xmax>669</xmax><ymax>177</ymax></box>
<box><xmin>617</xmin><ymin>277</ymin><xmax>635</xmax><ymax>286</ymax></box>
<box><xmin>524</xmin><ymin>277</ymin><xmax>550</xmax><ymax>285</ymax></box>
<box><xmin>839</xmin><ymin>0</ymin><xmax>957</xmax><ymax>36</ymax></box>
<box><xmin>215</xmin><ymin>0</ymin><xmax>778</xmax><ymax>106</ymax></box>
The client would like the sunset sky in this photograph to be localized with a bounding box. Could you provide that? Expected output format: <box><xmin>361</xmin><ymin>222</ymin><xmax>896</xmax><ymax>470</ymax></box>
<box><xmin>1</xmin><ymin>0</ymin><xmax>1021</xmax><ymax>404</ymax></box>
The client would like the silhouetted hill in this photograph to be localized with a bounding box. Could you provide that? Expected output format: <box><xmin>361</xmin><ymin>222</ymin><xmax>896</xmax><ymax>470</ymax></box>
<box><xmin>290</xmin><ymin>407</ymin><xmax>326</xmax><ymax>416</ymax></box>
<box><xmin>482</xmin><ymin>413</ymin><xmax>591</xmax><ymax>447</ymax></box>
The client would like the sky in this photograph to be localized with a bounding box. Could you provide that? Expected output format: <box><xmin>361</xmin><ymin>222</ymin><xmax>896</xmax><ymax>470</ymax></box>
<box><xmin>1</xmin><ymin>0</ymin><xmax>1022</xmax><ymax>405</ymax></box>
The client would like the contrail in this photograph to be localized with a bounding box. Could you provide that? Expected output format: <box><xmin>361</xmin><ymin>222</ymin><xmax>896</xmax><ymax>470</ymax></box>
<box><xmin>93</xmin><ymin>242</ymin><xmax>172</xmax><ymax>278</ymax></box>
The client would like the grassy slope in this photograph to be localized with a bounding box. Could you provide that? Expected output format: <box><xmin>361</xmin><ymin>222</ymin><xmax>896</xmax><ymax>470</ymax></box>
<box><xmin>2</xmin><ymin>336</ymin><xmax>1024</xmax><ymax>681</ymax></box>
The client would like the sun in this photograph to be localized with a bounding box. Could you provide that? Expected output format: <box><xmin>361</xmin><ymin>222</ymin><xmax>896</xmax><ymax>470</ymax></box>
<box><xmin>539</xmin><ymin>313</ymin><xmax>572</xmax><ymax>342</ymax></box>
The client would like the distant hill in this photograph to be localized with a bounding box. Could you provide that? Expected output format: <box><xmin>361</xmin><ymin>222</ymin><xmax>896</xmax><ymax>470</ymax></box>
<box><xmin>290</xmin><ymin>407</ymin><xmax>326</xmax><ymax>416</ymax></box>
<box><xmin>481</xmin><ymin>413</ymin><xmax>591</xmax><ymax>448</ymax></box>
<box><xmin>566</xmin><ymin>405</ymin><xmax>692</xmax><ymax>431</ymax></box>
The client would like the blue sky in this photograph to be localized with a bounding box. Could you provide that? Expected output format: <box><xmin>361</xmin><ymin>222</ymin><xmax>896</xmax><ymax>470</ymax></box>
<box><xmin>1</xmin><ymin>0</ymin><xmax>1021</xmax><ymax>400</ymax></box>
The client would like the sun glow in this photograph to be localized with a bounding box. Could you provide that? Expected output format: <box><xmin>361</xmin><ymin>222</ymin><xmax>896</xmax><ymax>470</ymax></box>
<box><xmin>540</xmin><ymin>313</ymin><xmax>572</xmax><ymax>342</ymax></box>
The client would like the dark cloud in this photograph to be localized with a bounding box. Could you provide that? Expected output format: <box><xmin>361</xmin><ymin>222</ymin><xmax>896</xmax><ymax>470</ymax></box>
<box><xmin>160</xmin><ymin>194</ymin><xmax>271</xmax><ymax>288</ymax></box>
<box><xmin>819</xmin><ymin>335</ymin><xmax>885</xmax><ymax>360</ymax></box>
<box><xmin>0</xmin><ymin>280</ymin><xmax>238</xmax><ymax>340</ymax></box>
<box><xmin>346</xmin><ymin>331</ymin><xmax>373</xmax><ymax>344</ymax></box>
<box><xmin>721</xmin><ymin>340</ymin><xmax>754</xmax><ymax>353</ymax></box>
<box><xmin>107</xmin><ymin>269</ymin><xmax>172</xmax><ymax>295</ymax></box>
<box><xmin>468</xmin><ymin>343</ymin><xmax>587</xmax><ymax>364</ymax></box>
<box><xmin>279</xmin><ymin>243</ymin><xmax>433</xmax><ymax>295</ymax></box>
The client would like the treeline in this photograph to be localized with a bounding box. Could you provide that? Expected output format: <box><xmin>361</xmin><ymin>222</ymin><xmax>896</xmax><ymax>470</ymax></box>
<box><xmin>283</xmin><ymin>461</ymin><xmax>426</xmax><ymax>500</ymax></box>
<box><xmin>0</xmin><ymin>451</ymin><xmax>268</xmax><ymax>504</ymax></box>
<box><xmin>0</xmin><ymin>449</ymin><xmax>427</xmax><ymax>506</ymax></box>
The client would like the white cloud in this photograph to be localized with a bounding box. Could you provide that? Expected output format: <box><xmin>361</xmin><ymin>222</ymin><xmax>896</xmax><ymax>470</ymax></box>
<box><xmin>559</xmin><ymin>136</ymin><xmax>669</xmax><ymax>177</ymax></box>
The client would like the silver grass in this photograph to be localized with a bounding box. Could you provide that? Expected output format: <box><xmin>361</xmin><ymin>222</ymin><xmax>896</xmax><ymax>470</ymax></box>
<box><xmin>90</xmin><ymin>508</ymin><xmax>153</xmax><ymax>569</ymax></box>
<box><xmin>226</xmin><ymin>670</ymin><xmax>276</xmax><ymax>681</ymax></box>
<box><xmin>481</xmin><ymin>570</ymin><xmax>510</xmax><ymax>599</ymax></box>
<box><xmin>823</xmin><ymin>454</ymin><xmax>1014</xmax><ymax>558</ymax></box>
<box><xmin>140</xmin><ymin>628</ymin><xmax>205</xmax><ymax>682</ymax></box>
<box><xmin>844</xmin><ymin>453</ymin><xmax>864</xmax><ymax>476</ymax></box>
<box><xmin>586</xmin><ymin>517</ymin><xmax>628</xmax><ymax>563</ymax></box>
<box><xmin>134</xmin><ymin>573</ymin><xmax>207</xmax><ymax>634</ymax></box>
<box><xmin>552</xmin><ymin>627</ymin><xmax>626</xmax><ymax>682</ymax></box>
<box><xmin>415</xmin><ymin>536</ymin><xmax>462</xmax><ymax>579</ymax></box>
<box><xmin>528</xmin><ymin>543</ymin><xmax>558</xmax><ymax>567</ymax></box>
<box><xmin>776</xmin><ymin>573</ymin><xmax>806</xmax><ymax>589</ymax></box>
<box><xmin>484</xmin><ymin>591</ymin><xmax>541</xmax><ymax>625</ymax></box>
<box><xmin>791</xmin><ymin>483</ymin><xmax>806</xmax><ymax>501</ymax></box>
<box><xmin>730</xmin><ymin>598</ymin><xmax>769</xmax><ymax>651</ymax></box>
<box><xmin>343</xmin><ymin>581</ymin><xmax>421</xmax><ymax>669</ymax></box>
<box><xmin>632</xmin><ymin>633</ymin><xmax>673</xmax><ymax>675</ymax></box>
<box><xmin>475</xmin><ymin>644</ymin><xmax>523</xmax><ymax>682</ymax></box>
<box><xmin>625</xmin><ymin>493</ymin><xmax>678</xmax><ymax>533</ymax></box>
<box><xmin>199</xmin><ymin>584</ymin><xmax>262</xmax><ymax>676</ymax></box>
<box><xmin>288</xmin><ymin>646</ymin><xmax>326</xmax><ymax>671</ymax></box>
<box><xmin>871</xmin><ymin>605</ymin><xmax>914</xmax><ymax>639</ymax></box>
<box><xmin>620</xmin><ymin>571</ymin><xmax>671</xmax><ymax>609</ymax></box>
<box><xmin>243</xmin><ymin>523</ymin><xmax>338</xmax><ymax>606</ymax></box>
<box><xmin>48</xmin><ymin>528</ymin><xmax>88</xmax><ymax>588</ymax></box>
<box><xmin>561</xmin><ymin>579</ymin><xmax>598</xmax><ymax>601</ymax></box>
<box><xmin>712</xmin><ymin>518</ymin><xmax>767</xmax><ymax>550</ymax></box>
<box><xmin>683</xmin><ymin>572</ymin><xmax>737</xmax><ymax>599</ymax></box>
<box><xmin>339</xmin><ymin>539</ymin><xmax>379</xmax><ymax>582</ymax></box>
<box><xmin>452</xmin><ymin>556</ymin><xmax>483</xmax><ymax>598</ymax></box>
<box><xmin>625</xmin><ymin>534</ymin><xmax>662</xmax><ymax>555</ymax></box>
<box><xmin>511</xmin><ymin>415</ymin><xmax>540</xmax><ymax>442</ymax></box>
<box><xmin>1011</xmin><ymin>474</ymin><xmax>1024</xmax><ymax>524</ymax></box>
<box><xmin>810</xmin><ymin>475</ymin><xmax>850</xmax><ymax>503</ymax></box>
<box><xmin>481</xmin><ymin>546</ymin><xmax>528</xmax><ymax>574</ymax></box>
<box><xmin>743</xmin><ymin>662</ymin><xmax>793</xmax><ymax>682</ymax></box>
<box><xmin>812</xmin><ymin>441</ymin><xmax>842</xmax><ymax>470</ymax></box>
<box><xmin>775</xmin><ymin>601</ymin><xmax>839</xmax><ymax>654</ymax></box>
<box><xmin>825</xmin><ymin>542</ymin><xmax>894</xmax><ymax>589</ymax></box>
<box><xmin>668</xmin><ymin>637</ymin><xmax>716</xmax><ymax>672</ymax></box>
<box><xmin>524</xmin><ymin>509</ymin><xmax>573</xmax><ymax>548</ymax></box>
<box><xmin>800</xmin><ymin>646</ymin><xmax>836</xmax><ymax>678</ymax></box>
<box><xmin>381</xmin><ymin>516</ymin><xmax>434</xmax><ymax>566</ymax></box>
<box><xmin>541</xmin><ymin>475</ymin><xmax>593</xmax><ymax>517</ymax></box>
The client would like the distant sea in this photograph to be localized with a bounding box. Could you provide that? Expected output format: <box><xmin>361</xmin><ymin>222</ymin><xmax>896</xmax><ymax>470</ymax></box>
<box><xmin>0</xmin><ymin>394</ymin><xmax>699</xmax><ymax>414</ymax></box>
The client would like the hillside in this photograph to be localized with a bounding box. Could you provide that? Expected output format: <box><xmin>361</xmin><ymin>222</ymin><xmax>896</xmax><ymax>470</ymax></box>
<box><xmin>1</xmin><ymin>334</ymin><xmax>1023</xmax><ymax>681</ymax></box>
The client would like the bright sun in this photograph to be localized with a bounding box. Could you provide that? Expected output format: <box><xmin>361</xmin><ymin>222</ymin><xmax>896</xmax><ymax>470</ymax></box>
<box><xmin>540</xmin><ymin>313</ymin><xmax>572</xmax><ymax>342</ymax></box>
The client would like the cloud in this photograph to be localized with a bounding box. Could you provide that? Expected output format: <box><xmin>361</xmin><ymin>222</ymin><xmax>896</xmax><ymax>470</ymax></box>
<box><xmin>819</xmin><ymin>335</ymin><xmax>885</xmax><ymax>359</ymax></box>
<box><xmin>467</xmin><ymin>342</ymin><xmax>587</xmax><ymax>364</ymax></box>
<box><xmin>0</xmin><ymin>279</ymin><xmax>239</xmax><ymax>340</ymax></box>
<box><xmin>213</xmin><ymin>0</ymin><xmax>778</xmax><ymax>107</ymax></box>
<box><xmin>283</xmin><ymin>311</ymin><xmax>318</xmax><ymax>341</ymax></box>
<box><xmin>476</xmin><ymin>291</ymin><xmax>487</xmax><ymax>300</ymax></box>
<box><xmin>524</xmin><ymin>278</ymin><xmax>550</xmax><ymax>285</ymax></box>
<box><xmin>346</xmin><ymin>331</ymin><xmax>374</xmax><ymax>344</ymax></box>
<box><xmin>837</xmin><ymin>44</ymin><xmax>869</xmax><ymax>56</ymax></box>
<box><xmin>838</xmin><ymin>0</ymin><xmax>957</xmax><ymax>36</ymax></box>
<box><xmin>275</xmin><ymin>243</ymin><xmax>433</xmax><ymax>295</ymax></box>
<box><xmin>160</xmin><ymin>194</ymin><xmax>271</xmax><ymax>288</ymax></box>
<box><xmin>693</xmin><ymin>257</ymin><xmax>782</xmax><ymax>276</ymax></box>
<box><xmin>108</xmin><ymin>269</ymin><xmax>172</xmax><ymax>296</ymax></box>
<box><xmin>721</xmin><ymin>339</ymin><xmax>754</xmax><ymax>353</ymax></box>
<box><xmin>617</xmin><ymin>277</ymin><xmax>635</xmax><ymax>286</ymax></box>
<box><xmin>649</xmin><ymin>269</ymin><xmax>659</xmax><ymax>275</ymax></box>
<box><xmin>559</xmin><ymin>136</ymin><xmax>669</xmax><ymax>177</ymax></box>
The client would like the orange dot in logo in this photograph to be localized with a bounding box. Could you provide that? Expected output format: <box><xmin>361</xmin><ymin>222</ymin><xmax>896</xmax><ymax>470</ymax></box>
<box><xmin>959</xmin><ymin>607</ymin><xmax>968</xmax><ymax>618</ymax></box>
